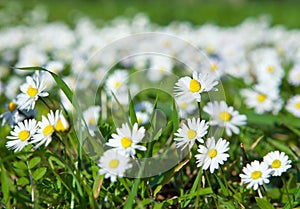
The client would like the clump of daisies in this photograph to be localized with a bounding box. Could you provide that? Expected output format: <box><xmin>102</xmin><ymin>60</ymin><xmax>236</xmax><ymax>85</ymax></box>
<box><xmin>240</xmin><ymin>151</ymin><xmax>292</xmax><ymax>191</ymax></box>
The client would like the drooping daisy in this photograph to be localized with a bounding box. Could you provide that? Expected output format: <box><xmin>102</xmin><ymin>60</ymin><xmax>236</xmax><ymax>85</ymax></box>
<box><xmin>83</xmin><ymin>105</ymin><xmax>101</xmax><ymax>136</ymax></box>
<box><xmin>0</xmin><ymin>100</ymin><xmax>24</xmax><ymax>127</ymax></box>
<box><xmin>98</xmin><ymin>149</ymin><xmax>132</xmax><ymax>182</ymax></box>
<box><xmin>16</xmin><ymin>71</ymin><xmax>49</xmax><ymax>110</ymax></box>
<box><xmin>240</xmin><ymin>160</ymin><xmax>272</xmax><ymax>190</ymax></box>
<box><xmin>195</xmin><ymin>137</ymin><xmax>230</xmax><ymax>173</ymax></box>
<box><xmin>174</xmin><ymin>118</ymin><xmax>208</xmax><ymax>150</ymax></box>
<box><xmin>6</xmin><ymin>119</ymin><xmax>37</xmax><ymax>152</ymax></box>
<box><xmin>263</xmin><ymin>151</ymin><xmax>292</xmax><ymax>176</ymax></box>
<box><xmin>174</xmin><ymin>71</ymin><xmax>218</xmax><ymax>102</ymax></box>
<box><xmin>286</xmin><ymin>95</ymin><xmax>300</xmax><ymax>117</ymax></box>
<box><xmin>106</xmin><ymin>123</ymin><xmax>146</xmax><ymax>157</ymax></box>
<box><xmin>55</xmin><ymin>110</ymin><xmax>69</xmax><ymax>132</ymax></box>
<box><xmin>31</xmin><ymin>110</ymin><xmax>57</xmax><ymax>148</ymax></box>
<box><xmin>203</xmin><ymin>100</ymin><xmax>246</xmax><ymax>136</ymax></box>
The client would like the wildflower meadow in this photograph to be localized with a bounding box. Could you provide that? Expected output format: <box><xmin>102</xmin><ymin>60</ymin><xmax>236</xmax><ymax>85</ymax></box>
<box><xmin>0</xmin><ymin>2</ymin><xmax>299</xmax><ymax>208</ymax></box>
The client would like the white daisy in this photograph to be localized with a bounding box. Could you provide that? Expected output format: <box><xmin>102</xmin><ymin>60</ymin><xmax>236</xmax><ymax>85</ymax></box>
<box><xmin>0</xmin><ymin>100</ymin><xmax>24</xmax><ymax>127</ymax></box>
<box><xmin>55</xmin><ymin>110</ymin><xmax>69</xmax><ymax>132</ymax></box>
<box><xmin>16</xmin><ymin>71</ymin><xmax>49</xmax><ymax>110</ymax></box>
<box><xmin>105</xmin><ymin>70</ymin><xmax>128</xmax><ymax>96</ymax></box>
<box><xmin>83</xmin><ymin>105</ymin><xmax>101</xmax><ymax>136</ymax></box>
<box><xmin>263</xmin><ymin>151</ymin><xmax>292</xmax><ymax>176</ymax></box>
<box><xmin>31</xmin><ymin>110</ymin><xmax>57</xmax><ymax>148</ymax></box>
<box><xmin>286</xmin><ymin>95</ymin><xmax>300</xmax><ymax>117</ymax></box>
<box><xmin>174</xmin><ymin>118</ymin><xmax>208</xmax><ymax>150</ymax></box>
<box><xmin>195</xmin><ymin>137</ymin><xmax>230</xmax><ymax>173</ymax></box>
<box><xmin>136</xmin><ymin>111</ymin><xmax>149</xmax><ymax>125</ymax></box>
<box><xmin>241</xmin><ymin>84</ymin><xmax>283</xmax><ymax>115</ymax></box>
<box><xmin>203</xmin><ymin>100</ymin><xmax>246</xmax><ymax>136</ymax></box>
<box><xmin>174</xmin><ymin>71</ymin><xmax>218</xmax><ymax>102</ymax></box>
<box><xmin>288</xmin><ymin>64</ymin><xmax>300</xmax><ymax>86</ymax></box>
<box><xmin>106</xmin><ymin>123</ymin><xmax>146</xmax><ymax>157</ymax></box>
<box><xmin>240</xmin><ymin>160</ymin><xmax>272</xmax><ymax>190</ymax></box>
<box><xmin>6</xmin><ymin>119</ymin><xmax>38</xmax><ymax>152</ymax></box>
<box><xmin>98</xmin><ymin>149</ymin><xmax>132</xmax><ymax>182</ymax></box>
<box><xmin>175</xmin><ymin>94</ymin><xmax>197</xmax><ymax>118</ymax></box>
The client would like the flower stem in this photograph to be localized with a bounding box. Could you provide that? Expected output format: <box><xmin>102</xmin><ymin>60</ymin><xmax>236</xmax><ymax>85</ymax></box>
<box><xmin>204</xmin><ymin>170</ymin><xmax>219</xmax><ymax>209</ymax></box>
<box><xmin>197</xmin><ymin>102</ymin><xmax>201</xmax><ymax>119</ymax></box>
<box><xmin>282</xmin><ymin>176</ymin><xmax>292</xmax><ymax>208</ymax></box>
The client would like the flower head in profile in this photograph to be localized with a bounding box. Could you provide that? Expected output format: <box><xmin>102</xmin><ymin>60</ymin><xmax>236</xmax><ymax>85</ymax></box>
<box><xmin>174</xmin><ymin>118</ymin><xmax>208</xmax><ymax>150</ymax></box>
<box><xmin>16</xmin><ymin>71</ymin><xmax>49</xmax><ymax>110</ymax></box>
<box><xmin>98</xmin><ymin>149</ymin><xmax>132</xmax><ymax>182</ymax></box>
<box><xmin>106</xmin><ymin>123</ymin><xmax>146</xmax><ymax>157</ymax></box>
<box><xmin>263</xmin><ymin>151</ymin><xmax>292</xmax><ymax>176</ymax></box>
<box><xmin>195</xmin><ymin>137</ymin><xmax>230</xmax><ymax>173</ymax></box>
<box><xmin>240</xmin><ymin>160</ymin><xmax>272</xmax><ymax>190</ymax></box>
<box><xmin>83</xmin><ymin>105</ymin><xmax>101</xmax><ymax>136</ymax></box>
<box><xmin>174</xmin><ymin>71</ymin><xmax>218</xmax><ymax>102</ymax></box>
<box><xmin>6</xmin><ymin>119</ymin><xmax>37</xmax><ymax>152</ymax></box>
<box><xmin>31</xmin><ymin>110</ymin><xmax>57</xmax><ymax>148</ymax></box>
<box><xmin>203</xmin><ymin>100</ymin><xmax>246</xmax><ymax>136</ymax></box>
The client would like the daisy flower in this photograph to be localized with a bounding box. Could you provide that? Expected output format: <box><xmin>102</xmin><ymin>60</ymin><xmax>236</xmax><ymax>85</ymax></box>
<box><xmin>1</xmin><ymin>100</ymin><xmax>24</xmax><ymax>127</ymax></box>
<box><xmin>203</xmin><ymin>100</ymin><xmax>246</xmax><ymax>136</ymax></box>
<box><xmin>106</xmin><ymin>123</ymin><xmax>146</xmax><ymax>157</ymax></box>
<box><xmin>286</xmin><ymin>95</ymin><xmax>300</xmax><ymax>117</ymax></box>
<box><xmin>98</xmin><ymin>149</ymin><xmax>132</xmax><ymax>182</ymax></box>
<box><xmin>240</xmin><ymin>160</ymin><xmax>272</xmax><ymax>190</ymax></box>
<box><xmin>55</xmin><ymin>110</ymin><xmax>69</xmax><ymax>132</ymax></box>
<box><xmin>174</xmin><ymin>71</ymin><xmax>218</xmax><ymax>102</ymax></box>
<box><xmin>105</xmin><ymin>70</ymin><xmax>128</xmax><ymax>96</ymax></box>
<box><xmin>16</xmin><ymin>71</ymin><xmax>49</xmax><ymax>110</ymax></box>
<box><xmin>6</xmin><ymin>119</ymin><xmax>37</xmax><ymax>152</ymax></box>
<box><xmin>195</xmin><ymin>137</ymin><xmax>230</xmax><ymax>173</ymax></box>
<box><xmin>263</xmin><ymin>151</ymin><xmax>292</xmax><ymax>176</ymax></box>
<box><xmin>174</xmin><ymin>118</ymin><xmax>208</xmax><ymax>150</ymax></box>
<box><xmin>241</xmin><ymin>84</ymin><xmax>283</xmax><ymax>115</ymax></box>
<box><xmin>136</xmin><ymin>111</ymin><xmax>149</xmax><ymax>125</ymax></box>
<box><xmin>31</xmin><ymin>110</ymin><xmax>57</xmax><ymax>148</ymax></box>
<box><xmin>175</xmin><ymin>94</ymin><xmax>197</xmax><ymax>118</ymax></box>
<box><xmin>83</xmin><ymin>105</ymin><xmax>101</xmax><ymax>136</ymax></box>
<box><xmin>288</xmin><ymin>64</ymin><xmax>300</xmax><ymax>86</ymax></box>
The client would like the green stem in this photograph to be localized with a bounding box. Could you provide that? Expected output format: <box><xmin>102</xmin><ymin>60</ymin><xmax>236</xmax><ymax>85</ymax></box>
<box><xmin>282</xmin><ymin>176</ymin><xmax>292</xmax><ymax>208</ymax></box>
<box><xmin>204</xmin><ymin>170</ymin><xmax>219</xmax><ymax>209</ymax></box>
<box><xmin>197</xmin><ymin>102</ymin><xmax>201</xmax><ymax>119</ymax></box>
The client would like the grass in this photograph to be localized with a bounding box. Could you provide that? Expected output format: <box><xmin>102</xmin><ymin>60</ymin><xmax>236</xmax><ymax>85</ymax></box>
<box><xmin>1</xmin><ymin>0</ymin><xmax>300</xmax><ymax>28</ymax></box>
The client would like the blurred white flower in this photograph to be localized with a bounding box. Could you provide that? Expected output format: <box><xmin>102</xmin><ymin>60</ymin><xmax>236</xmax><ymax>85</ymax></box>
<box><xmin>98</xmin><ymin>149</ymin><xmax>132</xmax><ymax>182</ymax></box>
<box><xmin>286</xmin><ymin>95</ymin><xmax>300</xmax><ymax>117</ymax></box>
<box><xmin>203</xmin><ymin>100</ymin><xmax>246</xmax><ymax>136</ymax></box>
<box><xmin>0</xmin><ymin>100</ymin><xmax>24</xmax><ymax>127</ymax></box>
<box><xmin>288</xmin><ymin>64</ymin><xmax>300</xmax><ymax>86</ymax></box>
<box><xmin>83</xmin><ymin>105</ymin><xmax>101</xmax><ymax>136</ymax></box>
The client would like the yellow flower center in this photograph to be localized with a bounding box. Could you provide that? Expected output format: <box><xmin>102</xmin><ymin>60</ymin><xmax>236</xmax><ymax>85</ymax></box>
<box><xmin>8</xmin><ymin>102</ymin><xmax>17</xmax><ymax>112</ymax></box>
<box><xmin>18</xmin><ymin>130</ymin><xmax>30</xmax><ymax>141</ymax></box>
<box><xmin>121</xmin><ymin>137</ymin><xmax>132</xmax><ymax>148</ymax></box>
<box><xmin>189</xmin><ymin>79</ymin><xmax>201</xmax><ymax>93</ymax></box>
<box><xmin>55</xmin><ymin>118</ymin><xmax>66</xmax><ymax>132</ymax></box>
<box><xmin>210</xmin><ymin>63</ymin><xmax>218</xmax><ymax>71</ymax></box>
<box><xmin>219</xmin><ymin>111</ymin><xmax>231</xmax><ymax>122</ymax></box>
<box><xmin>159</xmin><ymin>67</ymin><xmax>166</xmax><ymax>74</ymax></box>
<box><xmin>271</xmin><ymin>159</ymin><xmax>281</xmax><ymax>168</ymax></box>
<box><xmin>43</xmin><ymin>125</ymin><xmax>54</xmax><ymax>136</ymax></box>
<box><xmin>180</xmin><ymin>102</ymin><xmax>187</xmax><ymax>109</ymax></box>
<box><xmin>206</xmin><ymin>46</ymin><xmax>214</xmax><ymax>54</ymax></box>
<box><xmin>295</xmin><ymin>102</ymin><xmax>300</xmax><ymax>109</ymax></box>
<box><xmin>257</xmin><ymin>94</ymin><xmax>266</xmax><ymax>103</ymax></box>
<box><xmin>187</xmin><ymin>129</ymin><xmax>197</xmax><ymax>139</ymax></box>
<box><xmin>163</xmin><ymin>40</ymin><xmax>170</xmax><ymax>47</ymax></box>
<box><xmin>208</xmin><ymin>149</ymin><xmax>217</xmax><ymax>158</ymax></box>
<box><xmin>89</xmin><ymin>118</ymin><xmax>96</xmax><ymax>125</ymax></box>
<box><xmin>137</xmin><ymin>118</ymin><xmax>142</xmax><ymax>124</ymax></box>
<box><xmin>27</xmin><ymin>85</ymin><xmax>38</xmax><ymax>97</ymax></box>
<box><xmin>251</xmin><ymin>171</ymin><xmax>262</xmax><ymax>179</ymax></box>
<box><xmin>115</xmin><ymin>81</ymin><xmax>121</xmax><ymax>89</ymax></box>
<box><xmin>267</xmin><ymin>66</ymin><xmax>274</xmax><ymax>73</ymax></box>
<box><xmin>109</xmin><ymin>159</ymin><xmax>119</xmax><ymax>169</ymax></box>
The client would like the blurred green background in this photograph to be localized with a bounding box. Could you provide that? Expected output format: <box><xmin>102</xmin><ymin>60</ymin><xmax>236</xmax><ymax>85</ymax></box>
<box><xmin>1</xmin><ymin>0</ymin><xmax>300</xmax><ymax>27</ymax></box>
